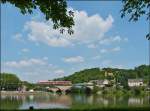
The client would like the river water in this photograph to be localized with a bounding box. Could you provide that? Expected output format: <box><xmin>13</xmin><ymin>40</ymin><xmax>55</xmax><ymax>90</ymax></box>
<box><xmin>1</xmin><ymin>93</ymin><xmax>150</xmax><ymax>110</ymax></box>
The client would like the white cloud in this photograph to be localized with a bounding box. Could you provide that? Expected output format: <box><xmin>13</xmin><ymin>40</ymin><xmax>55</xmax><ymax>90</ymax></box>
<box><xmin>101</xmin><ymin>59</ymin><xmax>124</xmax><ymax>68</ymax></box>
<box><xmin>91</xmin><ymin>55</ymin><xmax>101</xmax><ymax>60</ymax></box>
<box><xmin>87</xmin><ymin>44</ymin><xmax>97</xmax><ymax>48</ymax></box>
<box><xmin>4</xmin><ymin>58</ymin><xmax>46</xmax><ymax>68</ymax></box>
<box><xmin>102</xmin><ymin>60</ymin><xmax>112</xmax><ymax>66</ymax></box>
<box><xmin>13</xmin><ymin>33</ymin><xmax>25</xmax><ymax>42</ymax></box>
<box><xmin>111</xmin><ymin>46</ymin><xmax>121</xmax><ymax>52</ymax></box>
<box><xmin>2</xmin><ymin>58</ymin><xmax>64</xmax><ymax>82</ymax></box>
<box><xmin>54</xmin><ymin>69</ymin><xmax>65</xmax><ymax>74</ymax></box>
<box><xmin>24</xmin><ymin>9</ymin><xmax>114</xmax><ymax>47</ymax></box>
<box><xmin>54</xmin><ymin>69</ymin><xmax>65</xmax><ymax>77</ymax></box>
<box><xmin>21</xmin><ymin>48</ymin><xmax>29</xmax><ymax>53</ymax></box>
<box><xmin>112</xmin><ymin>36</ymin><xmax>122</xmax><ymax>42</ymax></box>
<box><xmin>99</xmin><ymin>36</ymin><xmax>122</xmax><ymax>45</ymax></box>
<box><xmin>124</xmin><ymin>38</ymin><xmax>128</xmax><ymax>42</ymax></box>
<box><xmin>111</xmin><ymin>64</ymin><xmax>124</xmax><ymax>69</ymax></box>
<box><xmin>25</xmin><ymin>21</ymin><xmax>72</xmax><ymax>47</ymax></box>
<box><xmin>43</xmin><ymin>56</ymin><xmax>48</xmax><ymax>60</ymax></box>
<box><xmin>100</xmin><ymin>49</ymin><xmax>108</xmax><ymax>53</ymax></box>
<box><xmin>63</xmin><ymin>56</ymin><xmax>84</xmax><ymax>63</ymax></box>
<box><xmin>100</xmin><ymin>46</ymin><xmax>121</xmax><ymax>54</ymax></box>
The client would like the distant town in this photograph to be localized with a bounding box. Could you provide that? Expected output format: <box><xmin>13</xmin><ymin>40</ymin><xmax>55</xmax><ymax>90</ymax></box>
<box><xmin>1</xmin><ymin>65</ymin><xmax>150</xmax><ymax>96</ymax></box>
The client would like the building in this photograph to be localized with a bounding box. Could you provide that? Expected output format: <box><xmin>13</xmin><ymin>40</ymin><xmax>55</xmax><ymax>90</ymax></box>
<box><xmin>37</xmin><ymin>80</ymin><xmax>72</xmax><ymax>86</ymax></box>
<box><xmin>89</xmin><ymin>79</ymin><xmax>109</xmax><ymax>87</ymax></box>
<box><xmin>128</xmin><ymin>79</ymin><xmax>143</xmax><ymax>87</ymax></box>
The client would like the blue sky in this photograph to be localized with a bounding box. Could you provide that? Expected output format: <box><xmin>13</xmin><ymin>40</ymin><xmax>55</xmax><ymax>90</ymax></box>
<box><xmin>1</xmin><ymin>1</ymin><xmax>149</xmax><ymax>83</ymax></box>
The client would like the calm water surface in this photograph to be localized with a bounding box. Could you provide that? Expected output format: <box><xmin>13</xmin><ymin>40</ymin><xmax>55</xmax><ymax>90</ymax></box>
<box><xmin>1</xmin><ymin>93</ymin><xmax>150</xmax><ymax>110</ymax></box>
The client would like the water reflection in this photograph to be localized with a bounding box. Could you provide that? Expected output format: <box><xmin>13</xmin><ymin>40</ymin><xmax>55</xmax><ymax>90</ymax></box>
<box><xmin>1</xmin><ymin>93</ymin><xmax>150</xmax><ymax>110</ymax></box>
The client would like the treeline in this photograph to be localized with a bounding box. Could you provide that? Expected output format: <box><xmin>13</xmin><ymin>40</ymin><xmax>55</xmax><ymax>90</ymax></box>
<box><xmin>0</xmin><ymin>73</ymin><xmax>35</xmax><ymax>91</ymax></box>
<box><xmin>0</xmin><ymin>73</ymin><xmax>22</xmax><ymax>90</ymax></box>
<box><xmin>55</xmin><ymin>65</ymin><xmax>150</xmax><ymax>86</ymax></box>
<box><xmin>1</xmin><ymin>65</ymin><xmax>149</xmax><ymax>90</ymax></box>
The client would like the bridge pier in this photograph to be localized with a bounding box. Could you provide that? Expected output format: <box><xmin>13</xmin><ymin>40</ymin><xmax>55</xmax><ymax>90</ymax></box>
<box><xmin>47</xmin><ymin>86</ymin><xmax>72</xmax><ymax>94</ymax></box>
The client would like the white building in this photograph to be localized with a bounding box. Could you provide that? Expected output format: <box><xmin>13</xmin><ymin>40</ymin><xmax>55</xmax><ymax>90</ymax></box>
<box><xmin>89</xmin><ymin>79</ymin><xmax>109</xmax><ymax>87</ymax></box>
<box><xmin>128</xmin><ymin>79</ymin><xmax>143</xmax><ymax>87</ymax></box>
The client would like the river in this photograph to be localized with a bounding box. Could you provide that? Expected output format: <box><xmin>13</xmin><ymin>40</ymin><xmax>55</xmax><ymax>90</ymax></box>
<box><xmin>1</xmin><ymin>92</ymin><xmax>150</xmax><ymax>110</ymax></box>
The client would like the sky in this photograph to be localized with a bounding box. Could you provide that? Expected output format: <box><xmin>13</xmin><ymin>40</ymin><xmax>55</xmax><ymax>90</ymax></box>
<box><xmin>1</xmin><ymin>1</ymin><xmax>149</xmax><ymax>83</ymax></box>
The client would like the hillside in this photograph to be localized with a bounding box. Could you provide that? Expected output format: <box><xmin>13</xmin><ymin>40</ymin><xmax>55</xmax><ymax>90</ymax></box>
<box><xmin>55</xmin><ymin>68</ymin><xmax>105</xmax><ymax>83</ymax></box>
<box><xmin>54</xmin><ymin>65</ymin><xmax>150</xmax><ymax>84</ymax></box>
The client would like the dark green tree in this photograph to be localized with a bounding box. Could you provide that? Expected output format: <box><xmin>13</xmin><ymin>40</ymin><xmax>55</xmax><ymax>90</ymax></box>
<box><xmin>1</xmin><ymin>0</ymin><xmax>74</xmax><ymax>34</ymax></box>
<box><xmin>0</xmin><ymin>73</ymin><xmax>22</xmax><ymax>90</ymax></box>
<box><xmin>1</xmin><ymin>0</ymin><xmax>149</xmax><ymax>38</ymax></box>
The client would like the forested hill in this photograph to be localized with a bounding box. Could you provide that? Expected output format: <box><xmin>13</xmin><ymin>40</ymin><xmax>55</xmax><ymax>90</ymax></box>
<box><xmin>54</xmin><ymin>65</ymin><xmax>150</xmax><ymax>84</ymax></box>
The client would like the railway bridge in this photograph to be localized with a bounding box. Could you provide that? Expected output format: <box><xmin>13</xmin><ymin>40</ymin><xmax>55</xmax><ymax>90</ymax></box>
<box><xmin>37</xmin><ymin>81</ymin><xmax>94</xmax><ymax>93</ymax></box>
<box><xmin>37</xmin><ymin>81</ymin><xmax>72</xmax><ymax>93</ymax></box>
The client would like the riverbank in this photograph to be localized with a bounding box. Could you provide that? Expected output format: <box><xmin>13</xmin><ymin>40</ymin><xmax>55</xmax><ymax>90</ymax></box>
<box><xmin>1</xmin><ymin>90</ymin><xmax>150</xmax><ymax>96</ymax></box>
<box><xmin>1</xmin><ymin>107</ymin><xmax>150</xmax><ymax>111</ymax></box>
<box><xmin>0</xmin><ymin>91</ymin><xmax>50</xmax><ymax>95</ymax></box>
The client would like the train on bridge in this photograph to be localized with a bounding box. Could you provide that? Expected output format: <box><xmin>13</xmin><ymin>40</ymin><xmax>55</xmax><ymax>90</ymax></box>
<box><xmin>37</xmin><ymin>80</ymin><xmax>93</xmax><ymax>94</ymax></box>
<box><xmin>37</xmin><ymin>80</ymin><xmax>72</xmax><ymax>86</ymax></box>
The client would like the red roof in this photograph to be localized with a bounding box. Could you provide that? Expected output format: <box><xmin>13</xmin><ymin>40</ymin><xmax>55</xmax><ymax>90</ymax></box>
<box><xmin>37</xmin><ymin>81</ymin><xmax>72</xmax><ymax>85</ymax></box>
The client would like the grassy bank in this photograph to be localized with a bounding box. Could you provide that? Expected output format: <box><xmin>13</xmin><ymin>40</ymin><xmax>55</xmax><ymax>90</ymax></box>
<box><xmin>1</xmin><ymin>107</ymin><xmax>150</xmax><ymax>111</ymax></box>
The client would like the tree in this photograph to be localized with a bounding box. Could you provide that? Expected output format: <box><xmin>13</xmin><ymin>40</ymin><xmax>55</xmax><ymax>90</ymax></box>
<box><xmin>0</xmin><ymin>73</ymin><xmax>22</xmax><ymax>90</ymax></box>
<box><xmin>1</xmin><ymin>0</ymin><xmax>74</xmax><ymax>34</ymax></box>
<box><xmin>1</xmin><ymin>0</ymin><xmax>149</xmax><ymax>38</ymax></box>
<box><xmin>121</xmin><ymin>0</ymin><xmax>150</xmax><ymax>40</ymax></box>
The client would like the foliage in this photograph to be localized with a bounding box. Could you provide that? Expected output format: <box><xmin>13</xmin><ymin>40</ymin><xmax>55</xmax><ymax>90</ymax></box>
<box><xmin>0</xmin><ymin>73</ymin><xmax>22</xmax><ymax>90</ymax></box>
<box><xmin>55</xmin><ymin>65</ymin><xmax>150</xmax><ymax>89</ymax></box>
<box><xmin>92</xmin><ymin>83</ymin><xmax>100</xmax><ymax>94</ymax></box>
<box><xmin>121</xmin><ymin>0</ymin><xmax>150</xmax><ymax>40</ymax></box>
<box><xmin>70</xmin><ymin>86</ymin><xmax>92</xmax><ymax>94</ymax></box>
<box><xmin>1</xmin><ymin>0</ymin><xmax>74</xmax><ymax>34</ymax></box>
<box><xmin>121</xmin><ymin>0</ymin><xmax>150</xmax><ymax>21</ymax></box>
<box><xmin>22</xmin><ymin>81</ymin><xmax>37</xmax><ymax>90</ymax></box>
<box><xmin>130</xmin><ymin>87</ymin><xmax>142</xmax><ymax>95</ymax></box>
<box><xmin>55</xmin><ymin>68</ymin><xmax>105</xmax><ymax>83</ymax></box>
<box><xmin>135</xmin><ymin>65</ymin><xmax>150</xmax><ymax>80</ymax></box>
<box><xmin>1</xmin><ymin>0</ymin><xmax>150</xmax><ymax>39</ymax></box>
<box><xmin>70</xmin><ymin>87</ymin><xmax>82</xmax><ymax>94</ymax></box>
<box><xmin>0</xmin><ymin>73</ymin><xmax>21</xmax><ymax>83</ymax></box>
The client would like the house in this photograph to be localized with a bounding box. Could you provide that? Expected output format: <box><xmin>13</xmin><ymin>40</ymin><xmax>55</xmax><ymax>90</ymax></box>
<box><xmin>89</xmin><ymin>79</ymin><xmax>109</xmax><ymax>87</ymax></box>
<box><xmin>128</xmin><ymin>79</ymin><xmax>143</xmax><ymax>87</ymax></box>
